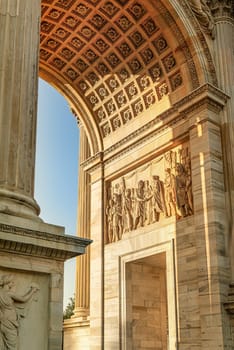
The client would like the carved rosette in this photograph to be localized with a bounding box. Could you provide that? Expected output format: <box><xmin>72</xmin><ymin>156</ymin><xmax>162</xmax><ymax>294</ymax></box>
<box><xmin>105</xmin><ymin>144</ymin><xmax>193</xmax><ymax>244</ymax></box>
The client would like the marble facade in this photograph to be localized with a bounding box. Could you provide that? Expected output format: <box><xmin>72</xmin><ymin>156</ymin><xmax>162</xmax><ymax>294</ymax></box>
<box><xmin>1</xmin><ymin>0</ymin><xmax>234</xmax><ymax>349</ymax></box>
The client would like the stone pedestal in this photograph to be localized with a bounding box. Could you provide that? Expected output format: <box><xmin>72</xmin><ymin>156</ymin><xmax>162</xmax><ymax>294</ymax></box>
<box><xmin>63</xmin><ymin>317</ymin><xmax>90</xmax><ymax>350</ymax></box>
<box><xmin>0</xmin><ymin>213</ymin><xmax>91</xmax><ymax>350</ymax></box>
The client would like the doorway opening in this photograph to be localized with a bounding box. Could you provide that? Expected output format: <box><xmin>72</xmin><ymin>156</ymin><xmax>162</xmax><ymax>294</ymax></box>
<box><xmin>125</xmin><ymin>252</ymin><xmax>168</xmax><ymax>350</ymax></box>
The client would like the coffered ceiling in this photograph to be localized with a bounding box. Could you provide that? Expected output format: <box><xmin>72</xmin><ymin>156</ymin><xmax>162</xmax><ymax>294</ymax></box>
<box><xmin>39</xmin><ymin>0</ymin><xmax>199</xmax><ymax>146</ymax></box>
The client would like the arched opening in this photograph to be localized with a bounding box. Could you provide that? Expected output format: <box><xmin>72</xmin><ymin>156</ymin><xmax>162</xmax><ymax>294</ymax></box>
<box><xmin>1</xmin><ymin>0</ymin><xmax>233</xmax><ymax>349</ymax></box>
<box><xmin>38</xmin><ymin>1</ymin><xmax>223</xmax><ymax>349</ymax></box>
<box><xmin>39</xmin><ymin>0</ymin><xmax>216</xmax><ymax>153</ymax></box>
<box><xmin>35</xmin><ymin>78</ymin><xmax>79</xmax><ymax>308</ymax></box>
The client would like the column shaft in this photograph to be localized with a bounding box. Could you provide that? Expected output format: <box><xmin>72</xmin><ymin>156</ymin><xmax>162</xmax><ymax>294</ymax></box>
<box><xmin>0</xmin><ymin>0</ymin><xmax>41</xmax><ymax>219</ymax></box>
<box><xmin>74</xmin><ymin>125</ymin><xmax>91</xmax><ymax>318</ymax></box>
<box><xmin>212</xmin><ymin>10</ymin><xmax>234</xmax><ymax>278</ymax></box>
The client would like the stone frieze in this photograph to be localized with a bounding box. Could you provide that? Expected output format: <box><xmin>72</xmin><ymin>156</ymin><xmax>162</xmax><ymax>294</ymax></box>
<box><xmin>106</xmin><ymin>144</ymin><xmax>193</xmax><ymax>243</ymax></box>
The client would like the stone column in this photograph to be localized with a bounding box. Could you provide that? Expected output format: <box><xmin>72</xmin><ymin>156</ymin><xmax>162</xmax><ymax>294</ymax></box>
<box><xmin>0</xmin><ymin>0</ymin><xmax>41</xmax><ymax>220</ymax></box>
<box><xmin>74</xmin><ymin>123</ymin><xmax>91</xmax><ymax>319</ymax></box>
<box><xmin>210</xmin><ymin>1</ymin><xmax>234</xmax><ymax>278</ymax></box>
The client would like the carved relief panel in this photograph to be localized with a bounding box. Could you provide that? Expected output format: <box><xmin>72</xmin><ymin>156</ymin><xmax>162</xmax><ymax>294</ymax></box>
<box><xmin>0</xmin><ymin>270</ymin><xmax>49</xmax><ymax>350</ymax></box>
<box><xmin>105</xmin><ymin>143</ymin><xmax>193</xmax><ymax>243</ymax></box>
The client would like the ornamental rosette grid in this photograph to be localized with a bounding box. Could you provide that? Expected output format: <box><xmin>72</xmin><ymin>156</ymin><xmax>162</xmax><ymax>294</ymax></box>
<box><xmin>40</xmin><ymin>0</ymin><xmax>189</xmax><ymax>138</ymax></box>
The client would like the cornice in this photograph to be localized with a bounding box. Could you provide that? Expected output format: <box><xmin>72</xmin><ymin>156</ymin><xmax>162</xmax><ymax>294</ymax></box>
<box><xmin>0</xmin><ymin>223</ymin><xmax>92</xmax><ymax>261</ymax></box>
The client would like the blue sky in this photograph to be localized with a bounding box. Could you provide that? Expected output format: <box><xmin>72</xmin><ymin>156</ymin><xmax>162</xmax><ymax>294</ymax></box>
<box><xmin>35</xmin><ymin>79</ymin><xmax>79</xmax><ymax>308</ymax></box>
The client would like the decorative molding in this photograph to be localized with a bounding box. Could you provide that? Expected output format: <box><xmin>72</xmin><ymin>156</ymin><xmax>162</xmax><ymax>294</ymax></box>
<box><xmin>157</xmin><ymin>0</ymin><xmax>199</xmax><ymax>89</ymax></box>
<box><xmin>0</xmin><ymin>223</ymin><xmax>92</xmax><ymax>260</ymax></box>
<box><xmin>179</xmin><ymin>0</ymin><xmax>218</xmax><ymax>85</ymax></box>
<box><xmin>187</xmin><ymin>0</ymin><xmax>215</xmax><ymax>37</ymax></box>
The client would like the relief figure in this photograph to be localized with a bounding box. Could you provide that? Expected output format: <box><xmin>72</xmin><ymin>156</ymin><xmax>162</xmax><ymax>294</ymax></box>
<box><xmin>105</xmin><ymin>146</ymin><xmax>193</xmax><ymax>242</ymax></box>
<box><xmin>144</xmin><ymin>180</ymin><xmax>153</xmax><ymax>225</ymax></box>
<box><xmin>112</xmin><ymin>193</ymin><xmax>123</xmax><ymax>241</ymax></box>
<box><xmin>122</xmin><ymin>189</ymin><xmax>134</xmax><ymax>233</ymax></box>
<box><xmin>106</xmin><ymin>198</ymin><xmax>114</xmax><ymax>243</ymax></box>
<box><xmin>185</xmin><ymin>165</ymin><xmax>193</xmax><ymax>215</ymax></box>
<box><xmin>0</xmin><ymin>275</ymin><xmax>39</xmax><ymax>350</ymax></box>
<box><xmin>175</xmin><ymin>163</ymin><xmax>189</xmax><ymax>217</ymax></box>
<box><xmin>164</xmin><ymin>168</ymin><xmax>177</xmax><ymax>217</ymax></box>
<box><xmin>152</xmin><ymin>175</ymin><xmax>167</xmax><ymax>222</ymax></box>
<box><xmin>134</xmin><ymin>180</ymin><xmax>146</xmax><ymax>229</ymax></box>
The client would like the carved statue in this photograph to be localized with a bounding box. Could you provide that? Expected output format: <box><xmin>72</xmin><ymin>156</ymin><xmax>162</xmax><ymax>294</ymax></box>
<box><xmin>152</xmin><ymin>175</ymin><xmax>167</xmax><ymax>222</ymax></box>
<box><xmin>188</xmin><ymin>0</ymin><xmax>215</xmax><ymax>37</ymax></box>
<box><xmin>0</xmin><ymin>275</ymin><xmax>39</xmax><ymax>350</ymax></box>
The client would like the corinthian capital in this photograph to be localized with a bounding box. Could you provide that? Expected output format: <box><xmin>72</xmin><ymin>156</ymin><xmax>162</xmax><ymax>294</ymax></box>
<box><xmin>209</xmin><ymin>0</ymin><xmax>234</xmax><ymax>18</ymax></box>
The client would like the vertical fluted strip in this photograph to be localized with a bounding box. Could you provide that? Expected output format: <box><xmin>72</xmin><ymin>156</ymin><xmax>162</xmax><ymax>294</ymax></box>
<box><xmin>213</xmin><ymin>14</ymin><xmax>234</xmax><ymax>277</ymax></box>
<box><xmin>74</xmin><ymin>124</ymin><xmax>91</xmax><ymax>318</ymax></box>
<box><xmin>0</xmin><ymin>0</ymin><xmax>41</xmax><ymax>218</ymax></box>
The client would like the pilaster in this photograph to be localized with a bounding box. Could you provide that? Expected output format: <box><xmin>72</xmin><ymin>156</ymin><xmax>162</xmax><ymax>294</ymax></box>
<box><xmin>188</xmin><ymin>104</ymin><xmax>231</xmax><ymax>349</ymax></box>
<box><xmin>88</xmin><ymin>158</ymin><xmax>104</xmax><ymax>350</ymax></box>
<box><xmin>74</xmin><ymin>123</ymin><xmax>91</xmax><ymax>319</ymax></box>
<box><xmin>210</xmin><ymin>1</ymin><xmax>234</xmax><ymax>279</ymax></box>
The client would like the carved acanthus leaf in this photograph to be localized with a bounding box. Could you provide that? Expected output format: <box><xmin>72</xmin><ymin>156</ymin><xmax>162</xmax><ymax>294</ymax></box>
<box><xmin>209</xmin><ymin>0</ymin><xmax>234</xmax><ymax>18</ymax></box>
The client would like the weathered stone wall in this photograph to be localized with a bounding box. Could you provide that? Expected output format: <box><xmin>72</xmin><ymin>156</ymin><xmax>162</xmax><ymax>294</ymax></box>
<box><xmin>126</xmin><ymin>261</ymin><xmax>167</xmax><ymax>350</ymax></box>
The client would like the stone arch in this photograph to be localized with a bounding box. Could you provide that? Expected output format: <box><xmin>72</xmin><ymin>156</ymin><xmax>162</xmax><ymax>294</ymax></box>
<box><xmin>39</xmin><ymin>0</ymin><xmax>217</xmax><ymax>154</ymax></box>
<box><xmin>1</xmin><ymin>1</ymin><xmax>234</xmax><ymax>349</ymax></box>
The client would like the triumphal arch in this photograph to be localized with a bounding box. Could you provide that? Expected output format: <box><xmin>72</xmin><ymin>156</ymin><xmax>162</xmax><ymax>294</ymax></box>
<box><xmin>0</xmin><ymin>0</ymin><xmax>234</xmax><ymax>349</ymax></box>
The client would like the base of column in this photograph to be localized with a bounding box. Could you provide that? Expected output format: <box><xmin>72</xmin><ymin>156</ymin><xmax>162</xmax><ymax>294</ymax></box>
<box><xmin>0</xmin><ymin>188</ymin><xmax>41</xmax><ymax>221</ymax></box>
<box><xmin>73</xmin><ymin>307</ymin><xmax>90</xmax><ymax>320</ymax></box>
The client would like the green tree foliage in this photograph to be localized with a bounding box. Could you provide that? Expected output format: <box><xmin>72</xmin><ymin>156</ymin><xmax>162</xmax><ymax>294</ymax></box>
<box><xmin>63</xmin><ymin>296</ymin><xmax>75</xmax><ymax>320</ymax></box>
